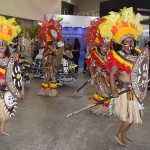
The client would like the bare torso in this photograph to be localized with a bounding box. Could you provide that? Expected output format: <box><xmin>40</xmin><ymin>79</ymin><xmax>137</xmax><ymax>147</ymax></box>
<box><xmin>118</xmin><ymin>70</ymin><xmax>131</xmax><ymax>83</ymax></box>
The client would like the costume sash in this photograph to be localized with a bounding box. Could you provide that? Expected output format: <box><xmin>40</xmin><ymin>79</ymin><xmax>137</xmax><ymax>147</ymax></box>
<box><xmin>106</xmin><ymin>48</ymin><xmax>141</xmax><ymax>74</ymax></box>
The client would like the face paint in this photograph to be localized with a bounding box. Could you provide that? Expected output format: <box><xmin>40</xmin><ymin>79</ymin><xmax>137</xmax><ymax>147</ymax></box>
<box><xmin>123</xmin><ymin>37</ymin><xmax>135</xmax><ymax>51</ymax></box>
<box><xmin>0</xmin><ymin>40</ymin><xmax>7</xmax><ymax>55</ymax></box>
<box><xmin>100</xmin><ymin>43</ymin><xmax>109</xmax><ymax>53</ymax></box>
<box><xmin>0</xmin><ymin>40</ymin><xmax>7</xmax><ymax>49</ymax></box>
<box><xmin>124</xmin><ymin>43</ymin><xmax>134</xmax><ymax>50</ymax></box>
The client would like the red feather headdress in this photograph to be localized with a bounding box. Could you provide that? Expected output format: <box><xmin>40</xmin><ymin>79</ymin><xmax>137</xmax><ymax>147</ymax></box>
<box><xmin>38</xmin><ymin>16</ymin><xmax>63</xmax><ymax>44</ymax></box>
<box><xmin>85</xmin><ymin>18</ymin><xmax>106</xmax><ymax>46</ymax></box>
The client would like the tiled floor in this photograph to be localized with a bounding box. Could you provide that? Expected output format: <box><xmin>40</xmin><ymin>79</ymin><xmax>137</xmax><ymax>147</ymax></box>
<box><xmin>0</xmin><ymin>73</ymin><xmax>150</xmax><ymax>150</ymax></box>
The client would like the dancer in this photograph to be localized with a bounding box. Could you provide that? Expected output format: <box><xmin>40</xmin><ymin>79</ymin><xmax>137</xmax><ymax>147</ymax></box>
<box><xmin>103</xmin><ymin>7</ymin><xmax>144</xmax><ymax>146</ymax></box>
<box><xmin>0</xmin><ymin>16</ymin><xmax>23</xmax><ymax>136</ymax></box>
<box><xmin>89</xmin><ymin>45</ymin><xmax>111</xmax><ymax>115</ymax></box>
<box><xmin>85</xmin><ymin>18</ymin><xmax>111</xmax><ymax>115</ymax></box>
<box><xmin>38</xmin><ymin>16</ymin><xmax>63</xmax><ymax>97</ymax></box>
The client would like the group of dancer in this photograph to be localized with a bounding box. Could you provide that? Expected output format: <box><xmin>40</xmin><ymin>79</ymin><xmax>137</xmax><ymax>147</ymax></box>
<box><xmin>85</xmin><ymin>7</ymin><xmax>148</xmax><ymax>146</ymax></box>
<box><xmin>0</xmin><ymin>6</ymin><xmax>149</xmax><ymax>147</ymax></box>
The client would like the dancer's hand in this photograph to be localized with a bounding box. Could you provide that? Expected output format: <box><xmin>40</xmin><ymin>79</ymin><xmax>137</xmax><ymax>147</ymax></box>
<box><xmin>111</xmin><ymin>90</ymin><xmax>119</xmax><ymax>98</ymax></box>
<box><xmin>0</xmin><ymin>79</ymin><xmax>5</xmax><ymax>85</ymax></box>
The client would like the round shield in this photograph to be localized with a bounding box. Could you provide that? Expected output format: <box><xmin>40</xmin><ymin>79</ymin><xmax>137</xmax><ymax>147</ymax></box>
<box><xmin>131</xmin><ymin>46</ymin><xmax>149</xmax><ymax>104</ymax></box>
<box><xmin>5</xmin><ymin>54</ymin><xmax>23</xmax><ymax>100</ymax></box>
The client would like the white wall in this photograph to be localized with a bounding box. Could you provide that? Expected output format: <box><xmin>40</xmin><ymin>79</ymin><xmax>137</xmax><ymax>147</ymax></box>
<box><xmin>0</xmin><ymin>0</ymin><xmax>62</xmax><ymax>20</ymax></box>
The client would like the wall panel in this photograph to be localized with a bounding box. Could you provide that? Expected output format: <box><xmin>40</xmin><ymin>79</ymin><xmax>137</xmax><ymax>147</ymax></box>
<box><xmin>0</xmin><ymin>0</ymin><xmax>61</xmax><ymax>20</ymax></box>
<box><xmin>77</xmin><ymin>0</ymin><xmax>107</xmax><ymax>15</ymax></box>
<box><xmin>62</xmin><ymin>0</ymin><xmax>78</xmax><ymax>5</ymax></box>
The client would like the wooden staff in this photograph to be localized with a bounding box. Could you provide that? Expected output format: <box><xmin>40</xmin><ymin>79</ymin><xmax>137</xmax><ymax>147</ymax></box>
<box><xmin>66</xmin><ymin>89</ymin><xmax>130</xmax><ymax>117</ymax></box>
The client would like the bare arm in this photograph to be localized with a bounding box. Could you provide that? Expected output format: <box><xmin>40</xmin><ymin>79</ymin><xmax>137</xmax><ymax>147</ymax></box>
<box><xmin>89</xmin><ymin>60</ymin><xmax>96</xmax><ymax>77</ymax></box>
<box><xmin>109</xmin><ymin>65</ymin><xmax>119</xmax><ymax>97</ymax></box>
<box><xmin>42</xmin><ymin>50</ymin><xmax>48</xmax><ymax>65</ymax></box>
<box><xmin>0</xmin><ymin>79</ymin><xmax>5</xmax><ymax>86</ymax></box>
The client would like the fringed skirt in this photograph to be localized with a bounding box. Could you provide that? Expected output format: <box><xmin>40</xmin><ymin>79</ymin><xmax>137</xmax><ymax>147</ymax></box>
<box><xmin>112</xmin><ymin>89</ymin><xmax>143</xmax><ymax>124</ymax></box>
<box><xmin>91</xmin><ymin>93</ymin><xmax>110</xmax><ymax>116</ymax></box>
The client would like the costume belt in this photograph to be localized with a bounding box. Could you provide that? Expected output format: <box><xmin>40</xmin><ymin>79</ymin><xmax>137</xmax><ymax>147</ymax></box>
<box><xmin>116</xmin><ymin>80</ymin><xmax>134</xmax><ymax>101</ymax></box>
<box><xmin>0</xmin><ymin>90</ymin><xmax>4</xmax><ymax>99</ymax></box>
<box><xmin>116</xmin><ymin>80</ymin><xmax>131</xmax><ymax>89</ymax></box>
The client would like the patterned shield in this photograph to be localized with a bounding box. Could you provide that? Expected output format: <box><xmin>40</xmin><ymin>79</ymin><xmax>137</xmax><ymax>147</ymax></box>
<box><xmin>131</xmin><ymin>46</ymin><xmax>149</xmax><ymax>104</ymax></box>
<box><xmin>5</xmin><ymin>53</ymin><xmax>23</xmax><ymax>100</ymax></box>
<box><xmin>3</xmin><ymin>91</ymin><xmax>17</xmax><ymax>117</ymax></box>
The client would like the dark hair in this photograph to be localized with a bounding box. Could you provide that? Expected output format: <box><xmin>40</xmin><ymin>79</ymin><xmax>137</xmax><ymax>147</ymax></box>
<box><xmin>145</xmin><ymin>41</ymin><xmax>150</xmax><ymax>48</ymax></box>
<box><xmin>113</xmin><ymin>43</ymin><xmax>122</xmax><ymax>51</ymax></box>
<box><xmin>47</xmin><ymin>41</ymin><xmax>53</xmax><ymax>45</ymax></box>
<box><xmin>97</xmin><ymin>46</ymin><xmax>100</xmax><ymax>52</ymax></box>
<box><xmin>73</xmin><ymin>38</ymin><xmax>80</xmax><ymax>49</ymax></box>
<box><xmin>12</xmin><ymin>43</ymin><xmax>19</xmax><ymax>49</ymax></box>
<box><xmin>5</xmin><ymin>45</ymin><xmax>11</xmax><ymax>57</ymax></box>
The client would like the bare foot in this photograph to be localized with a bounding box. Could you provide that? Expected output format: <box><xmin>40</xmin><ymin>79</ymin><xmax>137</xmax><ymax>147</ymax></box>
<box><xmin>124</xmin><ymin>136</ymin><xmax>133</xmax><ymax>144</ymax></box>
<box><xmin>0</xmin><ymin>131</ymin><xmax>10</xmax><ymax>136</ymax></box>
<box><xmin>115</xmin><ymin>135</ymin><xmax>128</xmax><ymax>146</ymax></box>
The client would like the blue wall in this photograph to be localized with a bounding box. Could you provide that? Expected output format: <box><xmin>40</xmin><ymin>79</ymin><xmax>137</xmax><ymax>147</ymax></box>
<box><xmin>62</xmin><ymin>27</ymin><xmax>87</xmax><ymax>68</ymax></box>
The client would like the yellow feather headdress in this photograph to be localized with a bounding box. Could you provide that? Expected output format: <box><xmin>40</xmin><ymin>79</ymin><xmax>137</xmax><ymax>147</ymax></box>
<box><xmin>99</xmin><ymin>11</ymin><xmax>120</xmax><ymax>42</ymax></box>
<box><xmin>99</xmin><ymin>7</ymin><xmax>143</xmax><ymax>44</ymax></box>
<box><xmin>0</xmin><ymin>16</ymin><xmax>21</xmax><ymax>44</ymax></box>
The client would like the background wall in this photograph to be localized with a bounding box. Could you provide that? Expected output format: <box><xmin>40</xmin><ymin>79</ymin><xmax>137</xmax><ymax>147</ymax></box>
<box><xmin>0</xmin><ymin>0</ymin><xmax>61</xmax><ymax>20</ymax></box>
<box><xmin>77</xmin><ymin>0</ymin><xmax>107</xmax><ymax>16</ymax></box>
<box><xmin>63</xmin><ymin>0</ymin><xmax>78</xmax><ymax>5</ymax></box>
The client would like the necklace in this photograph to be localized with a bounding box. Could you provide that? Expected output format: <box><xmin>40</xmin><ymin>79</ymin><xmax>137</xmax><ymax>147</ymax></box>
<box><xmin>97</xmin><ymin>51</ymin><xmax>107</xmax><ymax>62</ymax></box>
<box><xmin>118</xmin><ymin>51</ymin><xmax>137</xmax><ymax>63</ymax></box>
<box><xmin>0</xmin><ymin>57</ymin><xmax>9</xmax><ymax>66</ymax></box>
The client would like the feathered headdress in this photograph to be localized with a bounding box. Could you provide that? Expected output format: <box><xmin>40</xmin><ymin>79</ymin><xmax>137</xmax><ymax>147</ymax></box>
<box><xmin>0</xmin><ymin>16</ymin><xmax>21</xmax><ymax>44</ymax></box>
<box><xmin>99</xmin><ymin>12</ymin><xmax>120</xmax><ymax>42</ymax></box>
<box><xmin>38</xmin><ymin>16</ymin><xmax>63</xmax><ymax>44</ymax></box>
<box><xmin>100</xmin><ymin>7</ymin><xmax>143</xmax><ymax>44</ymax></box>
<box><xmin>85</xmin><ymin>18</ymin><xmax>106</xmax><ymax>46</ymax></box>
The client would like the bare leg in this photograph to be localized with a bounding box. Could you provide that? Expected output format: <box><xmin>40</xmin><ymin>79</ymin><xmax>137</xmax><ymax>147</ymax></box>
<box><xmin>45</xmin><ymin>69</ymin><xmax>50</xmax><ymax>83</ymax></box>
<box><xmin>0</xmin><ymin>120</ymin><xmax>9</xmax><ymax>136</ymax></box>
<box><xmin>123</xmin><ymin>123</ymin><xmax>133</xmax><ymax>144</ymax></box>
<box><xmin>44</xmin><ymin>69</ymin><xmax>47</xmax><ymax>82</ymax></box>
<box><xmin>52</xmin><ymin>67</ymin><xmax>57</xmax><ymax>82</ymax></box>
<box><xmin>95</xmin><ymin>78</ymin><xmax>101</xmax><ymax>96</ymax></box>
<box><xmin>115</xmin><ymin>121</ymin><xmax>130</xmax><ymax>146</ymax></box>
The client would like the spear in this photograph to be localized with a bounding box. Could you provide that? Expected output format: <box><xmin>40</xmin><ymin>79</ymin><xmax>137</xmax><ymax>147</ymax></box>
<box><xmin>41</xmin><ymin>64</ymin><xmax>78</xmax><ymax>69</ymax></box>
<box><xmin>67</xmin><ymin>72</ymin><xmax>100</xmax><ymax>100</ymax></box>
<box><xmin>66</xmin><ymin>79</ymin><xmax>150</xmax><ymax>117</ymax></box>
<box><xmin>67</xmin><ymin>78</ymin><xmax>91</xmax><ymax>100</ymax></box>
<box><xmin>66</xmin><ymin>88</ymin><xmax>130</xmax><ymax>117</ymax></box>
